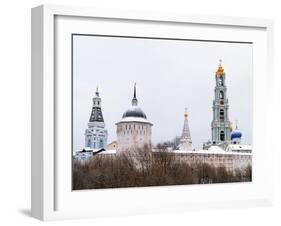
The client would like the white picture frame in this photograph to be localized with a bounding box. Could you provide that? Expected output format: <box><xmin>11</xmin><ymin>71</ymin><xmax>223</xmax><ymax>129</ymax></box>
<box><xmin>31</xmin><ymin>4</ymin><xmax>274</xmax><ymax>221</ymax></box>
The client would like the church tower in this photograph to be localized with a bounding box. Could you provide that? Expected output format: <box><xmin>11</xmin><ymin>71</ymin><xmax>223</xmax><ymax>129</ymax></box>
<box><xmin>85</xmin><ymin>87</ymin><xmax>108</xmax><ymax>149</ymax></box>
<box><xmin>178</xmin><ymin>108</ymin><xmax>192</xmax><ymax>151</ymax></box>
<box><xmin>211</xmin><ymin>60</ymin><xmax>232</xmax><ymax>145</ymax></box>
<box><xmin>116</xmin><ymin>84</ymin><xmax>153</xmax><ymax>153</ymax></box>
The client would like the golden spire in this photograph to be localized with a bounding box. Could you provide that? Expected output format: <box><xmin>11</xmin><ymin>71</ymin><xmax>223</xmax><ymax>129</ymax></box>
<box><xmin>184</xmin><ymin>108</ymin><xmax>188</xmax><ymax>119</ymax></box>
<box><xmin>216</xmin><ymin>59</ymin><xmax>225</xmax><ymax>77</ymax></box>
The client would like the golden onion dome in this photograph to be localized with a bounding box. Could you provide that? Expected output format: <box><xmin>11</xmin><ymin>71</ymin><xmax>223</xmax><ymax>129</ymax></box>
<box><xmin>216</xmin><ymin>59</ymin><xmax>225</xmax><ymax>77</ymax></box>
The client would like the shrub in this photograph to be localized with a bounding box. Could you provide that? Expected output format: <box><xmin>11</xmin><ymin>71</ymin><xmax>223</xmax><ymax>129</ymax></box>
<box><xmin>72</xmin><ymin>148</ymin><xmax>251</xmax><ymax>190</ymax></box>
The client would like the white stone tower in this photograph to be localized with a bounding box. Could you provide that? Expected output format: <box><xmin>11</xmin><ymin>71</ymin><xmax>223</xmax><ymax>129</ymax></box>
<box><xmin>116</xmin><ymin>84</ymin><xmax>153</xmax><ymax>153</ymax></box>
<box><xmin>84</xmin><ymin>87</ymin><xmax>108</xmax><ymax>149</ymax></box>
<box><xmin>178</xmin><ymin>108</ymin><xmax>192</xmax><ymax>151</ymax></box>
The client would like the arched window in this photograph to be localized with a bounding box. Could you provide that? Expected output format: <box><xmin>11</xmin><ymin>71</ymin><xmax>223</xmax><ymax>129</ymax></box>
<box><xmin>218</xmin><ymin>77</ymin><xmax>224</xmax><ymax>86</ymax></box>
<box><xmin>219</xmin><ymin>91</ymin><xmax>224</xmax><ymax>99</ymax></box>
<box><xmin>220</xmin><ymin>131</ymin><xmax>225</xmax><ymax>141</ymax></box>
<box><xmin>220</xmin><ymin>109</ymin><xmax>224</xmax><ymax>121</ymax></box>
<box><xmin>87</xmin><ymin>139</ymin><xmax>91</xmax><ymax>147</ymax></box>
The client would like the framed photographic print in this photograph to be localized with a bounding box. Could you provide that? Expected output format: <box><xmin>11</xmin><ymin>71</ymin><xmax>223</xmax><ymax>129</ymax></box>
<box><xmin>31</xmin><ymin>4</ymin><xmax>274</xmax><ymax>221</ymax></box>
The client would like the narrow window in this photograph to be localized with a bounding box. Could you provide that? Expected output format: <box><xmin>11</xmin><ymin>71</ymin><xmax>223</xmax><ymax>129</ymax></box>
<box><xmin>220</xmin><ymin>131</ymin><xmax>225</xmax><ymax>141</ymax></box>
<box><xmin>220</xmin><ymin>109</ymin><xmax>224</xmax><ymax>121</ymax></box>
<box><xmin>219</xmin><ymin>77</ymin><xmax>224</xmax><ymax>86</ymax></box>
<box><xmin>219</xmin><ymin>91</ymin><xmax>224</xmax><ymax>99</ymax></box>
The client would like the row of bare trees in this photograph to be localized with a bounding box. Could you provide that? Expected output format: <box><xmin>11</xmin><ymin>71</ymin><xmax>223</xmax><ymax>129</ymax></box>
<box><xmin>72</xmin><ymin>147</ymin><xmax>252</xmax><ymax>190</ymax></box>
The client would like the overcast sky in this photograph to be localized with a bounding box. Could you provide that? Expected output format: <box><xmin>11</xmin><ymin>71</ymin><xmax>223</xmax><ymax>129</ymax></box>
<box><xmin>73</xmin><ymin>35</ymin><xmax>253</xmax><ymax>151</ymax></box>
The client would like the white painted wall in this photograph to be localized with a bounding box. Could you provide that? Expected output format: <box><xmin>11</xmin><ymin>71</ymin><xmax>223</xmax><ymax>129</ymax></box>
<box><xmin>0</xmin><ymin>0</ymin><xmax>280</xmax><ymax>225</ymax></box>
<box><xmin>116</xmin><ymin>122</ymin><xmax>152</xmax><ymax>152</ymax></box>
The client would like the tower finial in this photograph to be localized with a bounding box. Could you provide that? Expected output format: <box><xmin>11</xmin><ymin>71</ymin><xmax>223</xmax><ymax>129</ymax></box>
<box><xmin>134</xmin><ymin>83</ymin><xmax>136</xmax><ymax>99</ymax></box>
<box><xmin>132</xmin><ymin>83</ymin><xmax>138</xmax><ymax>106</ymax></box>
<box><xmin>184</xmin><ymin>108</ymin><xmax>188</xmax><ymax>119</ymax></box>
<box><xmin>216</xmin><ymin>59</ymin><xmax>225</xmax><ymax>77</ymax></box>
<box><xmin>95</xmin><ymin>86</ymin><xmax>99</xmax><ymax>97</ymax></box>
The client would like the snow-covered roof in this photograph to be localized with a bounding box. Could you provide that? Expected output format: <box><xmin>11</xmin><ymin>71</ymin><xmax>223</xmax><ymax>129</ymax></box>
<box><xmin>122</xmin><ymin>106</ymin><xmax>147</xmax><ymax>119</ymax></box>
<box><xmin>116</xmin><ymin>116</ymin><xmax>153</xmax><ymax>125</ymax></box>
<box><xmin>76</xmin><ymin>148</ymin><xmax>116</xmax><ymax>155</ymax></box>
<box><xmin>98</xmin><ymin>149</ymin><xmax>117</xmax><ymax>154</ymax></box>
<box><xmin>205</xmin><ymin>145</ymin><xmax>226</xmax><ymax>153</ymax></box>
<box><xmin>226</xmin><ymin>144</ymin><xmax>252</xmax><ymax>150</ymax></box>
<box><xmin>152</xmin><ymin>145</ymin><xmax>252</xmax><ymax>156</ymax></box>
<box><xmin>75</xmin><ymin>148</ymin><xmax>104</xmax><ymax>153</ymax></box>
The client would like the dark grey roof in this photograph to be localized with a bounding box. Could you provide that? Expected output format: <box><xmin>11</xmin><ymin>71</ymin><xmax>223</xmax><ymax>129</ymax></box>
<box><xmin>122</xmin><ymin>106</ymin><xmax>147</xmax><ymax>119</ymax></box>
<box><xmin>89</xmin><ymin>107</ymin><xmax>104</xmax><ymax>122</ymax></box>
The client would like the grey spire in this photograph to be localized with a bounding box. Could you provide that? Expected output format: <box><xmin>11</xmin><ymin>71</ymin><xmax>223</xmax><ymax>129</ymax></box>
<box><xmin>178</xmin><ymin>108</ymin><xmax>192</xmax><ymax>151</ymax></box>
<box><xmin>132</xmin><ymin>83</ymin><xmax>138</xmax><ymax>106</ymax></box>
<box><xmin>95</xmin><ymin>86</ymin><xmax>99</xmax><ymax>97</ymax></box>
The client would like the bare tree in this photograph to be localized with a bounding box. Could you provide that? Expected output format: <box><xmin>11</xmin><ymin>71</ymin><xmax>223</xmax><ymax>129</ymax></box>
<box><xmin>72</xmin><ymin>147</ymin><xmax>252</xmax><ymax>190</ymax></box>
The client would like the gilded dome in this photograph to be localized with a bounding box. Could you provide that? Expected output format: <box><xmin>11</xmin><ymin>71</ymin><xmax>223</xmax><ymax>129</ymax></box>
<box><xmin>216</xmin><ymin>59</ymin><xmax>225</xmax><ymax>77</ymax></box>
